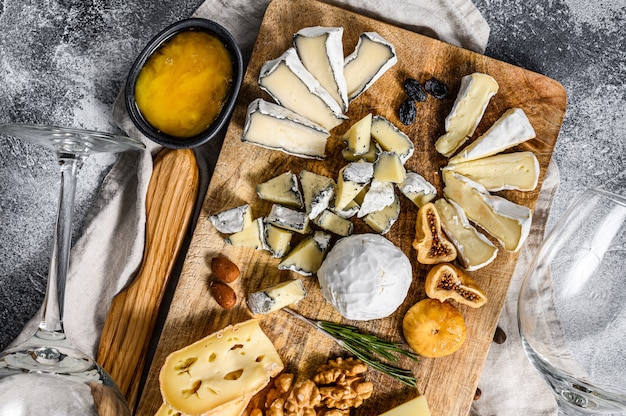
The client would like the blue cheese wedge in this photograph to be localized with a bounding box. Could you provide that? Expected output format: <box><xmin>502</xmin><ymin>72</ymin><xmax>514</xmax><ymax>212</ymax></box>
<box><xmin>314</xmin><ymin>209</ymin><xmax>354</xmax><ymax>236</ymax></box>
<box><xmin>256</xmin><ymin>171</ymin><xmax>303</xmax><ymax>208</ymax></box>
<box><xmin>264</xmin><ymin>223</ymin><xmax>293</xmax><ymax>258</ymax></box>
<box><xmin>278</xmin><ymin>231</ymin><xmax>332</xmax><ymax>276</ymax></box>
<box><xmin>373</xmin><ymin>151</ymin><xmax>406</xmax><ymax>183</ymax></box>
<box><xmin>258</xmin><ymin>47</ymin><xmax>347</xmax><ymax>130</ymax></box>
<box><xmin>242</xmin><ymin>98</ymin><xmax>329</xmax><ymax>159</ymax></box>
<box><xmin>334</xmin><ymin>161</ymin><xmax>374</xmax><ymax>210</ymax></box>
<box><xmin>448</xmin><ymin>108</ymin><xmax>536</xmax><ymax>164</ymax></box>
<box><xmin>299</xmin><ymin>170</ymin><xmax>336</xmax><ymax>220</ymax></box>
<box><xmin>443</xmin><ymin>170</ymin><xmax>532</xmax><ymax>252</ymax></box>
<box><xmin>265</xmin><ymin>204</ymin><xmax>310</xmax><ymax>234</ymax></box>
<box><xmin>370</xmin><ymin>115</ymin><xmax>414</xmax><ymax>163</ymax></box>
<box><xmin>293</xmin><ymin>26</ymin><xmax>349</xmax><ymax>112</ymax></box>
<box><xmin>225</xmin><ymin>217</ymin><xmax>267</xmax><ymax>250</ymax></box>
<box><xmin>434</xmin><ymin>198</ymin><xmax>498</xmax><ymax>271</ymax></box>
<box><xmin>444</xmin><ymin>151</ymin><xmax>540</xmax><ymax>191</ymax></box>
<box><xmin>435</xmin><ymin>73</ymin><xmax>499</xmax><ymax>157</ymax></box>
<box><xmin>344</xmin><ymin>32</ymin><xmax>397</xmax><ymax>102</ymax></box>
<box><xmin>357</xmin><ymin>179</ymin><xmax>395</xmax><ymax>218</ymax></box>
<box><xmin>342</xmin><ymin>113</ymin><xmax>372</xmax><ymax>155</ymax></box>
<box><xmin>398</xmin><ymin>171</ymin><xmax>437</xmax><ymax>207</ymax></box>
<box><xmin>247</xmin><ymin>279</ymin><xmax>307</xmax><ymax>315</ymax></box>
<box><xmin>209</xmin><ymin>204</ymin><xmax>253</xmax><ymax>234</ymax></box>
<box><xmin>364</xmin><ymin>193</ymin><xmax>400</xmax><ymax>235</ymax></box>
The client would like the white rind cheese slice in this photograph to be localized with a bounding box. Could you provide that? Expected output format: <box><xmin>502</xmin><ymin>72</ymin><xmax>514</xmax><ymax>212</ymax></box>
<box><xmin>242</xmin><ymin>98</ymin><xmax>329</xmax><ymax>159</ymax></box>
<box><xmin>299</xmin><ymin>170</ymin><xmax>336</xmax><ymax>219</ymax></box>
<box><xmin>247</xmin><ymin>279</ymin><xmax>307</xmax><ymax>315</ymax></box>
<box><xmin>443</xmin><ymin>170</ymin><xmax>532</xmax><ymax>252</ymax></box>
<box><xmin>278</xmin><ymin>231</ymin><xmax>332</xmax><ymax>276</ymax></box>
<box><xmin>449</xmin><ymin>107</ymin><xmax>536</xmax><ymax>164</ymax></box>
<box><xmin>265</xmin><ymin>204</ymin><xmax>310</xmax><ymax>234</ymax></box>
<box><xmin>398</xmin><ymin>171</ymin><xmax>437</xmax><ymax>207</ymax></box>
<box><xmin>225</xmin><ymin>217</ymin><xmax>267</xmax><ymax>250</ymax></box>
<box><xmin>357</xmin><ymin>179</ymin><xmax>395</xmax><ymax>218</ymax></box>
<box><xmin>434</xmin><ymin>198</ymin><xmax>498</xmax><ymax>271</ymax></box>
<box><xmin>374</xmin><ymin>151</ymin><xmax>406</xmax><ymax>183</ymax></box>
<box><xmin>314</xmin><ymin>209</ymin><xmax>354</xmax><ymax>236</ymax></box>
<box><xmin>370</xmin><ymin>115</ymin><xmax>414</xmax><ymax>163</ymax></box>
<box><xmin>443</xmin><ymin>151</ymin><xmax>540</xmax><ymax>191</ymax></box>
<box><xmin>342</xmin><ymin>113</ymin><xmax>372</xmax><ymax>155</ymax></box>
<box><xmin>264</xmin><ymin>223</ymin><xmax>293</xmax><ymax>258</ymax></box>
<box><xmin>344</xmin><ymin>32</ymin><xmax>397</xmax><ymax>102</ymax></box>
<box><xmin>159</xmin><ymin>319</ymin><xmax>284</xmax><ymax>416</ymax></box>
<box><xmin>209</xmin><ymin>204</ymin><xmax>253</xmax><ymax>234</ymax></box>
<box><xmin>256</xmin><ymin>171</ymin><xmax>303</xmax><ymax>208</ymax></box>
<box><xmin>364</xmin><ymin>193</ymin><xmax>400</xmax><ymax>235</ymax></box>
<box><xmin>258</xmin><ymin>47</ymin><xmax>346</xmax><ymax>130</ymax></box>
<box><xmin>379</xmin><ymin>395</ymin><xmax>432</xmax><ymax>416</ymax></box>
<box><xmin>293</xmin><ymin>26</ymin><xmax>349</xmax><ymax>112</ymax></box>
<box><xmin>435</xmin><ymin>73</ymin><xmax>499</xmax><ymax>157</ymax></box>
<box><xmin>334</xmin><ymin>161</ymin><xmax>374</xmax><ymax>210</ymax></box>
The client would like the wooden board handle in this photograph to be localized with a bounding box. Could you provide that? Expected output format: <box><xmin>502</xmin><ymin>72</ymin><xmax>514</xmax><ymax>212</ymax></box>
<box><xmin>97</xmin><ymin>148</ymin><xmax>199</xmax><ymax>411</ymax></box>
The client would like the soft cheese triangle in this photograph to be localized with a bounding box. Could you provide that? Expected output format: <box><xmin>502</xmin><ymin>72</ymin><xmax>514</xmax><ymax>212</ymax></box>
<box><xmin>159</xmin><ymin>319</ymin><xmax>283</xmax><ymax>416</ymax></box>
<box><xmin>435</xmin><ymin>72</ymin><xmax>499</xmax><ymax>157</ymax></box>
<box><xmin>344</xmin><ymin>32</ymin><xmax>397</xmax><ymax>102</ymax></box>
<box><xmin>449</xmin><ymin>107</ymin><xmax>536</xmax><ymax>164</ymax></box>
<box><xmin>259</xmin><ymin>47</ymin><xmax>347</xmax><ymax>130</ymax></box>
<box><xmin>242</xmin><ymin>98</ymin><xmax>329</xmax><ymax>159</ymax></box>
<box><xmin>293</xmin><ymin>26</ymin><xmax>349</xmax><ymax>112</ymax></box>
<box><xmin>443</xmin><ymin>170</ymin><xmax>532</xmax><ymax>252</ymax></box>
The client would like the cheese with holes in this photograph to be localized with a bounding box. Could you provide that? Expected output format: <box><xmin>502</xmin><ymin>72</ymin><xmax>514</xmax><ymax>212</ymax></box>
<box><xmin>247</xmin><ymin>279</ymin><xmax>307</xmax><ymax>315</ymax></box>
<box><xmin>258</xmin><ymin>48</ymin><xmax>346</xmax><ymax>130</ymax></box>
<box><xmin>314</xmin><ymin>209</ymin><xmax>354</xmax><ymax>236</ymax></box>
<box><xmin>378</xmin><ymin>395</ymin><xmax>431</xmax><ymax>416</ymax></box>
<box><xmin>443</xmin><ymin>170</ymin><xmax>531</xmax><ymax>252</ymax></box>
<box><xmin>443</xmin><ymin>151</ymin><xmax>540</xmax><ymax>191</ymax></box>
<box><xmin>264</xmin><ymin>223</ymin><xmax>293</xmax><ymax>258</ymax></box>
<box><xmin>265</xmin><ymin>204</ymin><xmax>310</xmax><ymax>234</ymax></box>
<box><xmin>335</xmin><ymin>161</ymin><xmax>374</xmax><ymax>210</ymax></box>
<box><xmin>374</xmin><ymin>151</ymin><xmax>406</xmax><ymax>183</ymax></box>
<box><xmin>159</xmin><ymin>319</ymin><xmax>283</xmax><ymax>416</ymax></box>
<box><xmin>293</xmin><ymin>26</ymin><xmax>348</xmax><ymax>112</ymax></box>
<box><xmin>242</xmin><ymin>98</ymin><xmax>329</xmax><ymax>159</ymax></box>
<box><xmin>370</xmin><ymin>115</ymin><xmax>414</xmax><ymax>163</ymax></box>
<box><xmin>342</xmin><ymin>113</ymin><xmax>372</xmax><ymax>155</ymax></box>
<box><xmin>357</xmin><ymin>179</ymin><xmax>395</xmax><ymax>218</ymax></box>
<box><xmin>435</xmin><ymin>73</ymin><xmax>499</xmax><ymax>157</ymax></box>
<box><xmin>449</xmin><ymin>108</ymin><xmax>536</xmax><ymax>164</ymax></box>
<box><xmin>344</xmin><ymin>32</ymin><xmax>397</xmax><ymax>102</ymax></box>
<box><xmin>278</xmin><ymin>231</ymin><xmax>332</xmax><ymax>276</ymax></box>
<box><xmin>398</xmin><ymin>171</ymin><xmax>437</xmax><ymax>207</ymax></box>
<box><xmin>209</xmin><ymin>204</ymin><xmax>253</xmax><ymax>234</ymax></box>
<box><xmin>434</xmin><ymin>198</ymin><xmax>498</xmax><ymax>271</ymax></box>
<box><xmin>364</xmin><ymin>193</ymin><xmax>400</xmax><ymax>235</ymax></box>
<box><xmin>257</xmin><ymin>171</ymin><xmax>303</xmax><ymax>208</ymax></box>
<box><xmin>299</xmin><ymin>170</ymin><xmax>336</xmax><ymax>220</ymax></box>
<box><xmin>225</xmin><ymin>218</ymin><xmax>266</xmax><ymax>250</ymax></box>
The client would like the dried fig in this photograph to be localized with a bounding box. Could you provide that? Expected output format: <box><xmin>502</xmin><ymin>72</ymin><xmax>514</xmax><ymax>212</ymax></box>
<box><xmin>412</xmin><ymin>202</ymin><xmax>457</xmax><ymax>264</ymax></box>
<box><xmin>425</xmin><ymin>263</ymin><xmax>488</xmax><ymax>308</ymax></box>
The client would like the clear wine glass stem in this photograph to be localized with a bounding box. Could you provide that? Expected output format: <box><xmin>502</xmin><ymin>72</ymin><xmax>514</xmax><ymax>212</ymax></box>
<box><xmin>36</xmin><ymin>154</ymin><xmax>84</xmax><ymax>342</ymax></box>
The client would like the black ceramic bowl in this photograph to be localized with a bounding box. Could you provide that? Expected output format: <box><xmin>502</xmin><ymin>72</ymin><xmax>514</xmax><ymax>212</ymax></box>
<box><xmin>125</xmin><ymin>18</ymin><xmax>243</xmax><ymax>149</ymax></box>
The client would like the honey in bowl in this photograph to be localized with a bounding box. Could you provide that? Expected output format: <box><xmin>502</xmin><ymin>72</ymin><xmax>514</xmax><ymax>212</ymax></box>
<box><xmin>134</xmin><ymin>30</ymin><xmax>233</xmax><ymax>138</ymax></box>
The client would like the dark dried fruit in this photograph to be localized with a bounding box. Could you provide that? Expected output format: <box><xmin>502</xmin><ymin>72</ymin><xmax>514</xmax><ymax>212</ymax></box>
<box><xmin>403</xmin><ymin>78</ymin><xmax>427</xmax><ymax>102</ymax></box>
<box><xmin>474</xmin><ymin>388</ymin><xmax>482</xmax><ymax>400</ymax></box>
<box><xmin>398</xmin><ymin>98</ymin><xmax>417</xmax><ymax>125</ymax></box>
<box><xmin>493</xmin><ymin>326</ymin><xmax>507</xmax><ymax>344</ymax></box>
<box><xmin>424</xmin><ymin>77</ymin><xmax>448</xmax><ymax>99</ymax></box>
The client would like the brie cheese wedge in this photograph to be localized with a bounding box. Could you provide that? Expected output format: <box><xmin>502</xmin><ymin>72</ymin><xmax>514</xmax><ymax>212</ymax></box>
<box><xmin>370</xmin><ymin>115</ymin><xmax>414</xmax><ymax>163</ymax></box>
<box><xmin>256</xmin><ymin>171</ymin><xmax>303</xmax><ymax>208</ymax></box>
<box><xmin>364</xmin><ymin>193</ymin><xmax>400</xmax><ymax>235</ymax></box>
<box><xmin>299</xmin><ymin>170</ymin><xmax>336</xmax><ymax>219</ymax></box>
<box><xmin>449</xmin><ymin>107</ymin><xmax>536</xmax><ymax>164</ymax></box>
<box><xmin>293</xmin><ymin>26</ymin><xmax>349</xmax><ymax>112</ymax></box>
<box><xmin>443</xmin><ymin>170</ymin><xmax>532</xmax><ymax>252</ymax></box>
<box><xmin>247</xmin><ymin>279</ymin><xmax>307</xmax><ymax>315</ymax></box>
<box><xmin>258</xmin><ymin>47</ymin><xmax>346</xmax><ymax>130</ymax></box>
<box><xmin>265</xmin><ymin>204</ymin><xmax>310</xmax><ymax>234</ymax></box>
<box><xmin>278</xmin><ymin>231</ymin><xmax>332</xmax><ymax>276</ymax></box>
<box><xmin>242</xmin><ymin>98</ymin><xmax>329</xmax><ymax>159</ymax></box>
<box><xmin>334</xmin><ymin>161</ymin><xmax>374</xmax><ymax>210</ymax></box>
<box><xmin>435</xmin><ymin>72</ymin><xmax>499</xmax><ymax>157</ymax></box>
<box><xmin>344</xmin><ymin>32</ymin><xmax>397</xmax><ymax>102</ymax></box>
<box><xmin>209</xmin><ymin>204</ymin><xmax>253</xmax><ymax>234</ymax></box>
<box><xmin>398</xmin><ymin>171</ymin><xmax>437</xmax><ymax>207</ymax></box>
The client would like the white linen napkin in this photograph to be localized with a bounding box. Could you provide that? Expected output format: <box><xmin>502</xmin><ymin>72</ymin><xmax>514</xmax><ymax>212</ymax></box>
<box><xmin>15</xmin><ymin>0</ymin><xmax>558</xmax><ymax>414</ymax></box>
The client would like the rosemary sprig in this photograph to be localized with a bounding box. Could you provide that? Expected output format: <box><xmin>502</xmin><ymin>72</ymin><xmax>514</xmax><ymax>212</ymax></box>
<box><xmin>283</xmin><ymin>308</ymin><xmax>419</xmax><ymax>387</ymax></box>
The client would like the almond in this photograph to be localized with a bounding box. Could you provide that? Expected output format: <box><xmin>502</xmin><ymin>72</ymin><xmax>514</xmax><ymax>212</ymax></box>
<box><xmin>209</xmin><ymin>281</ymin><xmax>237</xmax><ymax>309</ymax></box>
<box><xmin>211</xmin><ymin>256</ymin><xmax>240</xmax><ymax>283</ymax></box>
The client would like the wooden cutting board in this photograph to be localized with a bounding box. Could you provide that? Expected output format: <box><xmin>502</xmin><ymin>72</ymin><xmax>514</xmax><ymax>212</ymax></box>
<box><xmin>135</xmin><ymin>0</ymin><xmax>567</xmax><ymax>414</ymax></box>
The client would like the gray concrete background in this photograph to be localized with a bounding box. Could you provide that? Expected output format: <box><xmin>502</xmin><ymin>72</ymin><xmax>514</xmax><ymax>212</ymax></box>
<box><xmin>1</xmin><ymin>0</ymin><xmax>624</xmax><ymax>356</ymax></box>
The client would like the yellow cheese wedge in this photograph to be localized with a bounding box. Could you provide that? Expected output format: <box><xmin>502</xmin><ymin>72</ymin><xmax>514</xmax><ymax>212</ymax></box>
<box><xmin>342</xmin><ymin>139</ymin><xmax>379</xmax><ymax>162</ymax></box>
<box><xmin>225</xmin><ymin>218</ymin><xmax>266</xmax><ymax>250</ymax></box>
<box><xmin>256</xmin><ymin>171</ymin><xmax>303</xmax><ymax>208</ymax></box>
<box><xmin>370</xmin><ymin>115</ymin><xmax>414</xmax><ymax>163</ymax></box>
<box><xmin>342</xmin><ymin>113</ymin><xmax>372</xmax><ymax>155</ymax></box>
<box><xmin>443</xmin><ymin>151</ymin><xmax>539</xmax><ymax>191</ymax></box>
<box><xmin>334</xmin><ymin>161</ymin><xmax>373</xmax><ymax>210</ymax></box>
<box><xmin>364</xmin><ymin>193</ymin><xmax>400</xmax><ymax>235</ymax></box>
<box><xmin>264</xmin><ymin>223</ymin><xmax>293</xmax><ymax>258</ymax></box>
<box><xmin>378</xmin><ymin>395</ymin><xmax>431</xmax><ymax>416</ymax></box>
<box><xmin>278</xmin><ymin>231</ymin><xmax>332</xmax><ymax>276</ymax></box>
<box><xmin>159</xmin><ymin>319</ymin><xmax>283</xmax><ymax>416</ymax></box>
<box><xmin>374</xmin><ymin>151</ymin><xmax>406</xmax><ymax>183</ymax></box>
<box><xmin>247</xmin><ymin>279</ymin><xmax>307</xmax><ymax>315</ymax></box>
<box><xmin>314</xmin><ymin>209</ymin><xmax>354</xmax><ymax>236</ymax></box>
<box><xmin>435</xmin><ymin>72</ymin><xmax>499</xmax><ymax>157</ymax></box>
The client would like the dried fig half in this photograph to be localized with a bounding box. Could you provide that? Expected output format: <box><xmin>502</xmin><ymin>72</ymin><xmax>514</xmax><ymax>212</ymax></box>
<box><xmin>425</xmin><ymin>263</ymin><xmax>488</xmax><ymax>308</ymax></box>
<box><xmin>412</xmin><ymin>202</ymin><xmax>457</xmax><ymax>264</ymax></box>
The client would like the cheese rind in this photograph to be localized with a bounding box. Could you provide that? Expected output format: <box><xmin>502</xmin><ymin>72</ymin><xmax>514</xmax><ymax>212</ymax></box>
<box><xmin>263</xmin><ymin>223</ymin><xmax>293</xmax><ymax>258</ymax></box>
<box><xmin>159</xmin><ymin>319</ymin><xmax>283</xmax><ymax>416</ymax></box>
<box><xmin>278</xmin><ymin>231</ymin><xmax>332</xmax><ymax>276</ymax></box>
<box><xmin>293</xmin><ymin>26</ymin><xmax>349</xmax><ymax>112</ymax></box>
<box><xmin>370</xmin><ymin>115</ymin><xmax>414</xmax><ymax>163</ymax></box>
<box><xmin>258</xmin><ymin>47</ymin><xmax>346</xmax><ymax>130</ymax></box>
<box><xmin>357</xmin><ymin>179</ymin><xmax>395</xmax><ymax>218</ymax></box>
<box><xmin>443</xmin><ymin>151</ymin><xmax>540</xmax><ymax>191</ymax></box>
<box><xmin>299</xmin><ymin>170</ymin><xmax>336</xmax><ymax>220</ymax></box>
<box><xmin>398</xmin><ymin>171</ymin><xmax>437</xmax><ymax>207</ymax></box>
<box><xmin>378</xmin><ymin>395</ymin><xmax>431</xmax><ymax>416</ymax></box>
<box><xmin>265</xmin><ymin>204</ymin><xmax>310</xmax><ymax>234</ymax></box>
<box><xmin>448</xmin><ymin>107</ymin><xmax>536</xmax><ymax>164</ymax></box>
<box><xmin>209</xmin><ymin>204</ymin><xmax>253</xmax><ymax>234</ymax></box>
<box><xmin>247</xmin><ymin>279</ymin><xmax>307</xmax><ymax>314</ymax></box>
<box><xmin>364</xmin><ymin>193</ymin><xmax>400</xmax><ymax>235</ymax></box>
<box><xmin>242</xmin><ymin>98</ymin><xmax>329</xmax><ymax>159</ymax></box>
<box><xmin>257</xmin><ymin>171</ymin><xmax>303</xmax><ymax>208</ymax></box>
<box><xmin>435</xmin><ymin>73</ymin><xmax>499</xmax><ymax>157</ymax></box>
<box><xmin>334</xmin><ymin>161</ymin><xmax>374</xmax><ymax>210</ymax></box>
<box><xmin>344</xmin><ymin>32</ymin><xmax>397</xmax><ymax>102</ymax></box>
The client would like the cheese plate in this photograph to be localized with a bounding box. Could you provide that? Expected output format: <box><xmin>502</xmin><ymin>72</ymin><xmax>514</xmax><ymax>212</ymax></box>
<box><xmin>134</xmin><ymin>0</ymin><xmax>566</xmax><ymax>414</ymax></box>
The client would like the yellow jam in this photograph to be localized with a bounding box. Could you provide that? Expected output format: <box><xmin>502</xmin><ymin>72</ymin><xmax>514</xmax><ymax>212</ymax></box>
<box><xmin>135</xmin><ymin>30</ymin><xmax>233</xmax><ymax>138</ymax></box>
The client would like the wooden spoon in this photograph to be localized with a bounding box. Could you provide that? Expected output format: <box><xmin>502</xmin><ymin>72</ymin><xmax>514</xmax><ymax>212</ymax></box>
<box><xmin>97</xmin><ymin>148</ymin><xmax>199</xmax><ymax>411</ymax></box>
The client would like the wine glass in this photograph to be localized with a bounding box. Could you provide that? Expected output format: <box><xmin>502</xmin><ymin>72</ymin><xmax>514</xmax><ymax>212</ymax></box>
<box><xmin>0</xmin><ymin>123</ymin><xmax>144</xmax><ymax>415</ymax></box>
<box><xmin>518</xmin><ymin>188</ymin><xmax>626</xmax><ymax>415</ymax></box>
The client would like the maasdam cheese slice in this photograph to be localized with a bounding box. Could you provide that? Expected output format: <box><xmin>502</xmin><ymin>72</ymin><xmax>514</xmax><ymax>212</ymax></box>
<box><xmin>258</xmin><ymin>47</ymin><xmax>346</xmax><ymax>130</ymax></box>
<box><xmin>293</xmin><ymin>26</ymin><xmax>349</xmax><ymax>112</ymax></box>
<box><xmin>242</xmin><ymin>98</ymin><xmax>329</xmax><ymax>159</ymax></box>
